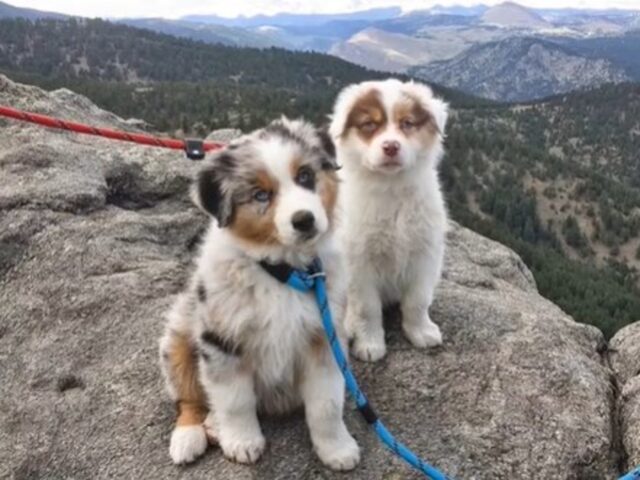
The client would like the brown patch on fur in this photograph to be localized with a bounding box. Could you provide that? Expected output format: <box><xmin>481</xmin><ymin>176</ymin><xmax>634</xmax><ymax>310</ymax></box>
<box><xmin>255</xmin><ymin>169</ymin><xmax>277</xmax><ymax>194</ymax></box>
<box><xmin>344</xmin><ymin>89</ymin><xmax>387</xmax><ymax>143</ymax></box>
<box><xmin>229</xmin><ymin>170</ymin><xmax>280</xmax><ymax>245</ymax></box>
<box><xmin>167</xmin><ymin>331</ymin><xmax>208</xmax><ymax>427</ymax></box>
<box><xmin>310</xmin><ymin>329</ymin><xmax>328</xmax><ymax>356</ymax></box>
<box><xmin>289</xmin><ymin>157</ymin><xmax>303</xmax><ymax>179</ymax></box>
<box><xmin>318</xmin><ymin>170</ymin><xmax>339</xmax><ymax>224</ymax></box>
<box><xmin>393</xmin><ymin>93</ymin><xmax>439</xmax><ymax>144</ymax></box>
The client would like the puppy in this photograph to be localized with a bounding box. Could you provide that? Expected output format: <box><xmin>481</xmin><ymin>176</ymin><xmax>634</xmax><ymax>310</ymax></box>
<box><xmin>159</xmin><ymin>118</ymin><xmax>360</xmax><ymax>471</ymax></box>
<box><xmin>329</xmin><ymin>79</ymin><xmax>449</xmax><ymax>362</ymax></box>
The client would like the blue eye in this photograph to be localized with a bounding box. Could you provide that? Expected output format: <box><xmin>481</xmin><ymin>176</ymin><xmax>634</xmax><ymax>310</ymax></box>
<box><xmin>253</xmin><ymin>189</ymin><xmax>271</xmax><ymax>202</ymax></box>
<box><xmin>295</xmin><ymin>166</ymin><xmax>316</xmax><ymax>190</ymax></box>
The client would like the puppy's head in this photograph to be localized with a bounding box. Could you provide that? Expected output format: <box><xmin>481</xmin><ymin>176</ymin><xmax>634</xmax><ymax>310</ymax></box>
<box><xmin>193</xmin><ymin>118</ymin><xmax>339</xmax><ymax>250</ymax></box>
<box><xmin>329</xmin><ymin>79</ymin><xmax>448</xmax><ymax>174</ymax></box>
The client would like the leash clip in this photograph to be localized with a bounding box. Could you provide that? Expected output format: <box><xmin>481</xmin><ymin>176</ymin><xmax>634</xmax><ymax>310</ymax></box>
<box><xmin>185</xmin><ymin>138</ymin><xmax>205</xmax><ymax>160</ymax></box>
<box><xmin>306</xmin><ymin>271</ymin><xmax>326</xmax><ymax>280</ymax></box>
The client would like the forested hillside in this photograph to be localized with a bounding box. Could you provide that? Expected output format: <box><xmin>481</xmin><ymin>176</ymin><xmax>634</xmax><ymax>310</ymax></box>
<box><xmin>1</xmin><ymin>17</ymin><xmax>639</xmax><ymax>337</ymax></box>
<box><xmin>0</xmin><ymin>17</ymin><xmax>484</xmax><ymax>131</ymax></box>
<box><xmin>443</xmin><ymin>83</ymin><xmax>640</xmax><ymax>337</ymax></box>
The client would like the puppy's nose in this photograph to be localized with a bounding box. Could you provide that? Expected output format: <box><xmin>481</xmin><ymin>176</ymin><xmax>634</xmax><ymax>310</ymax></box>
<box><xmin>382</xmin><ymin>140</ymin><xmax>400</xmax><ymax>157</ymax></box>
<box><xmin>291</xmin><ymin>210</ymin><xmax>316</xmax><ymax>233</ymax></box>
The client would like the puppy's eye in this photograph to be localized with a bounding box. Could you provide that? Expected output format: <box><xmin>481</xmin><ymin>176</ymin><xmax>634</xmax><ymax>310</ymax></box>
<box><xmin>253</xmin><ymin>189</ymin><xmax>271</xmax><ymax>203</ymax></box>
<box><xmin>295</xmin><ymin>166</ymin><xmax>316</xmax><ymax>190</ymax></box>
<box><xmin>400</xmin><ymin>118</ymin><xmax>416</xmax><ymax>130</ymax></box>
<box><xmin>359</xmin><ymin>121</ymin><xmax>378</xmax><ymax>134</ymax></box>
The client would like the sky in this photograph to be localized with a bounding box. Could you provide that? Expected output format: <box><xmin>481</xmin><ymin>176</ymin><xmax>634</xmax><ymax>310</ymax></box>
<box><xmin>7</xmin><ymin>0</ymin><xmax>640</xmax><ymax>19</ymax></box>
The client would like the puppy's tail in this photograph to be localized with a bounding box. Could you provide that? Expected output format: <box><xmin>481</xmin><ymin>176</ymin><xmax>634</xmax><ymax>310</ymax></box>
<box><xmin>160</xmin><ymin>329</ymin><xmax>210</xmax><ymax>464</ymax></box>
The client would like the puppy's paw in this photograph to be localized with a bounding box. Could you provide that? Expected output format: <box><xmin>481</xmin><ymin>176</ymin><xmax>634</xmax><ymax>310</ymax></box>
<box><xmin>351</xmin><ymin>335</ymin><xmax>386</xmax><ymax>362</ymax></box>
<box><xmin>315</xmin><ymin>431</ymin><xmax>360</xmax><ymax>471</ymax></box>
<box><xmin>403</xmin><ymin>317</ymin><xmax>443</xmax><ymax>348</ymax></box>
<box><xmin>169</xmin><ymin>425</ymin><xmax>208</xmax><ymax>464</ymax></box>
<box><xmin>220</xmin><ymin>433</ymin><xmax>266</xmax><ymax>464</ymax></box>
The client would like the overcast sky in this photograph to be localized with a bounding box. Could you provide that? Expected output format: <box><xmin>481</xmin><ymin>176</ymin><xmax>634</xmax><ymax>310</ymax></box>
<box><xmin>8</xmin><ymin>0</ymin><xmax>640</xmax><ymax>19</ymax></box>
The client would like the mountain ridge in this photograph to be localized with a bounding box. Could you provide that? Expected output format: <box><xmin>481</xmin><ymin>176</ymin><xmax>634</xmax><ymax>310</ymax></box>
<box><xmin>412</xmin><ymin>36</ymin><xmax>630</xmax><ymax>101</ymax></box>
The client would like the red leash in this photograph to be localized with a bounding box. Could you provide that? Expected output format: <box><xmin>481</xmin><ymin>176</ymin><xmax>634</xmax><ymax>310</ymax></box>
<box><xmin>0</xmin><ymin>105</ymin><xmax>225</xmax><ymax>159</ymax></box>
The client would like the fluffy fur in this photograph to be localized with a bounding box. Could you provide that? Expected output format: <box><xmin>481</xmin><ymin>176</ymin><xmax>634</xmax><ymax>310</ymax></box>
<box><xmin>159</xmin><ymin>118</ymin><xmax>360</xmax><ymax>470</ymax></box>
<box><xmin>329</xmin><ymin>78</ymin><xmax>449</xmax><ymax>362</ymax></box>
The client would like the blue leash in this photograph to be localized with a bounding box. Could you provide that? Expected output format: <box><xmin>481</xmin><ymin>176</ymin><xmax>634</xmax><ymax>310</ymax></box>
<box><xmin>280</xmin><ymin>259</ymin><xmax>640</xmax><ymax>480</ymax></box>
<box><xmin>620</xmin><ymin>466</ymin><xmax>640</xmax><ymax>480</ymax></box>
<box><xmin>285</xmin><ymin>259</ymin><xmax>452</xmax><ymax>480</ymax></box>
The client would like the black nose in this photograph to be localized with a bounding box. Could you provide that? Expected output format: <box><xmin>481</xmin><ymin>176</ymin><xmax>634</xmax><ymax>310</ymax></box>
<box><xmin>291</xmin><ymin>210</ymin><xmax>315</xmax><ymax>233</ymax></box>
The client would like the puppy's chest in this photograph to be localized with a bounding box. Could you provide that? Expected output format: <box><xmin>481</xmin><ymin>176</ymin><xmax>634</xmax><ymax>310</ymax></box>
<box><xmin>205</xmin><ymin>273</ymin><xmax>320</xmax><ymax>380</ymax></box>
<box><xmin>354</xmin><ymin>199</ymin><xmax>431</xmax><ymax>264</ymax></box>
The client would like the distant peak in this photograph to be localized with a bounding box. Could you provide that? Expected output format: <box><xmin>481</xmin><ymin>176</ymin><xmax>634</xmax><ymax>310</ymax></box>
<box><xmin>481</xmin><ymin>1</ymin><xmax>550</xmax><ymax>29</ymax></box>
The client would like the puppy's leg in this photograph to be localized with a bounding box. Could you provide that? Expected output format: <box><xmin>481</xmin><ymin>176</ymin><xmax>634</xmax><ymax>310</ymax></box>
<box><xmin>301</xmin><ymin>335</ymin><xmax>360</xmax><ymax>471</ymax></box>
<box><xmin>346</xmin><ymin>265</ymin><xmax>385</xmax><ymax>362</ymax></box>
<box><xmin>401</xmin><ymin>249</ymin><xmax>444</xmax><ymax>348</ymax></box>
<box><xmin>199</xmin><ymin>349</ymin><xmax>265</xmax><ymax>464</ymax></box>
<box><xmin>159</xmin><ymin>330</ymin><xmax>209</xmax><ymax>464</ymax></box>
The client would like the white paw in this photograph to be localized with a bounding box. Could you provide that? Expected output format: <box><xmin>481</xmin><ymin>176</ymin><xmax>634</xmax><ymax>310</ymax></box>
<box><xmin>315</xmin><ymin>431</ymin><xmax>360</xmax><ymax>471</ymax></box>
<box><xmin>351</xmin><ymin>335</ymin><xmax>386</xmax><ymax>362</ymax></box>
<box><xmin>220</xmin><ymin>433</ymin><xmax>266</xmax><ymax>464</ymax></box>
<box><xmin>169</xmin><ymin>425</ymin><xmax>208</xmax><ymax>464</ymax></box>
<box><xmin>403</xmin><ymin>317</ymin><xmax>443</xmax><ymax>348</ymax></box>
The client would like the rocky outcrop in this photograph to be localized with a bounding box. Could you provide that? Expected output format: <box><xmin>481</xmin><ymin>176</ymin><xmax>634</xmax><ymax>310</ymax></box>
<box><xmin>0</xmin><ymin>75</ymin><xmax>630</xmax><ymax>479</ymax></box>
<box><xmin>611</xmin><ymin>323</ymin><xmax>640</xmax><ymax>471</ymax></box>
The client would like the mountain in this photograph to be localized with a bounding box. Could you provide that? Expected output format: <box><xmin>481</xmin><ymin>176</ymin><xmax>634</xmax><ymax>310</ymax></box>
<box><xmin>181</xmin><ymin>7</ymin><xmax>401</xmax><ymax>28</ymax></box>
<box><xmin>328</xmin><ymin>28</ymin><xmax>434</xmax><ymax>73</ymax></box>
<box><xmin>556</xmin><ymin>31</ymin><xmax>640</xmax><ymax>79</ymax></box>
<box><xmin>428</xmin><ymin>4</ymin><xmax>490</xmax><ymax>16</ymax></box>
<box><xmin>0</xmin><ymin>0</ymin><xmax>67</xmax><ymax>20</ymax></box>
<box><xmin>480</xmin><ymin>2</ymin><xmax>551</xmax><ymax>29</ymax></box>
<box><xmin>327</xmin><ymin>2</ymin><xmax>640</xmax><ymax>99</ymax></box>
<box><xmin>412</xmin><ymin>37</ymin><xmax>630</xmax><ymax>101</ymax></box>
<box><xmin>117</xmin><ymin>18</ymin><xmax>288</xmax><ymax>49</ymax></box>
<box><xmin>372</xmin><ymin>12</ymin><xmax>476</xmax><ymax>35</ymax></box>
<box><xmin>332</xmin><ymin>24</ymin><xmax>510</xmax><ymax>73</ymax></box>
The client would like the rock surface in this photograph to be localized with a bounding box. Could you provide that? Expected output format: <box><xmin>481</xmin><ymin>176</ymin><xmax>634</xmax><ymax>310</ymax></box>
<box><xmin>611</xmin><ymin>322</ymin><xmax>640</xmax><ymax>471</ymax></box>
<box><xmin>0</xmin><ymin>75</ymin><xmax>632</xmax><ymax>479</ymax></box>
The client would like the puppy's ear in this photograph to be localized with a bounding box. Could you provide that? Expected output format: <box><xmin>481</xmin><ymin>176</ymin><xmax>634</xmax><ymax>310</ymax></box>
<box><xmin>316</xmin><ymin>127</ymin><xmax>340</xmax><ymax>171</ymax></box>
<box><xmin>191</xmin><ymin>153</ymin><xmax>235</xmax><ymax>227</ymax></box>
<box><xmin>429</xmin><ymin>97</ymin><xmax>449</xmax><ymax>136</ymax></box>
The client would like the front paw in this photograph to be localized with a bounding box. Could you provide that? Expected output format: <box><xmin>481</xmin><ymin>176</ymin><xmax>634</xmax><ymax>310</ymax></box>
<box><xmin>351</xmin><ymin>335</ymin><xmax>386</xmax><ymax>362</ymax></box>
<box><xmin>169</xmin><ymin>425</ymin><xmax>208</xmax><ymax>464</ymax></box>
<box><xmin>220</xmin><ymin>432</ymin><xmax>266</xmax><ymax>464</ymax></box>
<box><xmin>315</xmin><ymin>431</ymin><xmax>360</xmax><ymax>471</ymax></box>
<box><xmin>402</xmin><ymin>316</ymin><xmax>443</xmax><ymax>348</ymax></box>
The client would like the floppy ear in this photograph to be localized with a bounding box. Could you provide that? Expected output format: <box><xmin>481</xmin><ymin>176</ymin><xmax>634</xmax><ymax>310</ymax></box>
<box><xmin>191</xmin><ymin>153</ymin><xmax>235</xmax><ymax>227</ymax></box>
<box><xmin>316</xmin><ymin>127</ymin><xmax>340</xmax><ymax>171</ymax></box>
<box><xmin>328</xmin><ymin>82</ymin><xmax>362</xmax><ymax>141</ymax></box>
<box><xmin>429</xmin><ymin>97</ymin><xmax>449</xmax><ymax>136</ymax></box>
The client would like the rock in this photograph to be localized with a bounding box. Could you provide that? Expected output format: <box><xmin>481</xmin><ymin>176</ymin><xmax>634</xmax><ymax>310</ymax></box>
<box><xmin>611</xmin><ymin>322</ymin><xmax>640</xmax><ymax>470</ymax></box>
<box><xmin>205</xmin><ymin>128</ymin><xmax>244</xmax><ymax>143</ymax></box>
<box><xmin>0</xmin><ymin>75</ymin><xmax>626</xmax><ymax>479</ymax></box>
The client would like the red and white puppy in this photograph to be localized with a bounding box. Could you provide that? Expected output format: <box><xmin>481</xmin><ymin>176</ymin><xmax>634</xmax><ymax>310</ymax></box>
<box><xmin>330</xmin><ymin>79</ymin><xmax>449</xmax><ymax>362</ymax></box>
